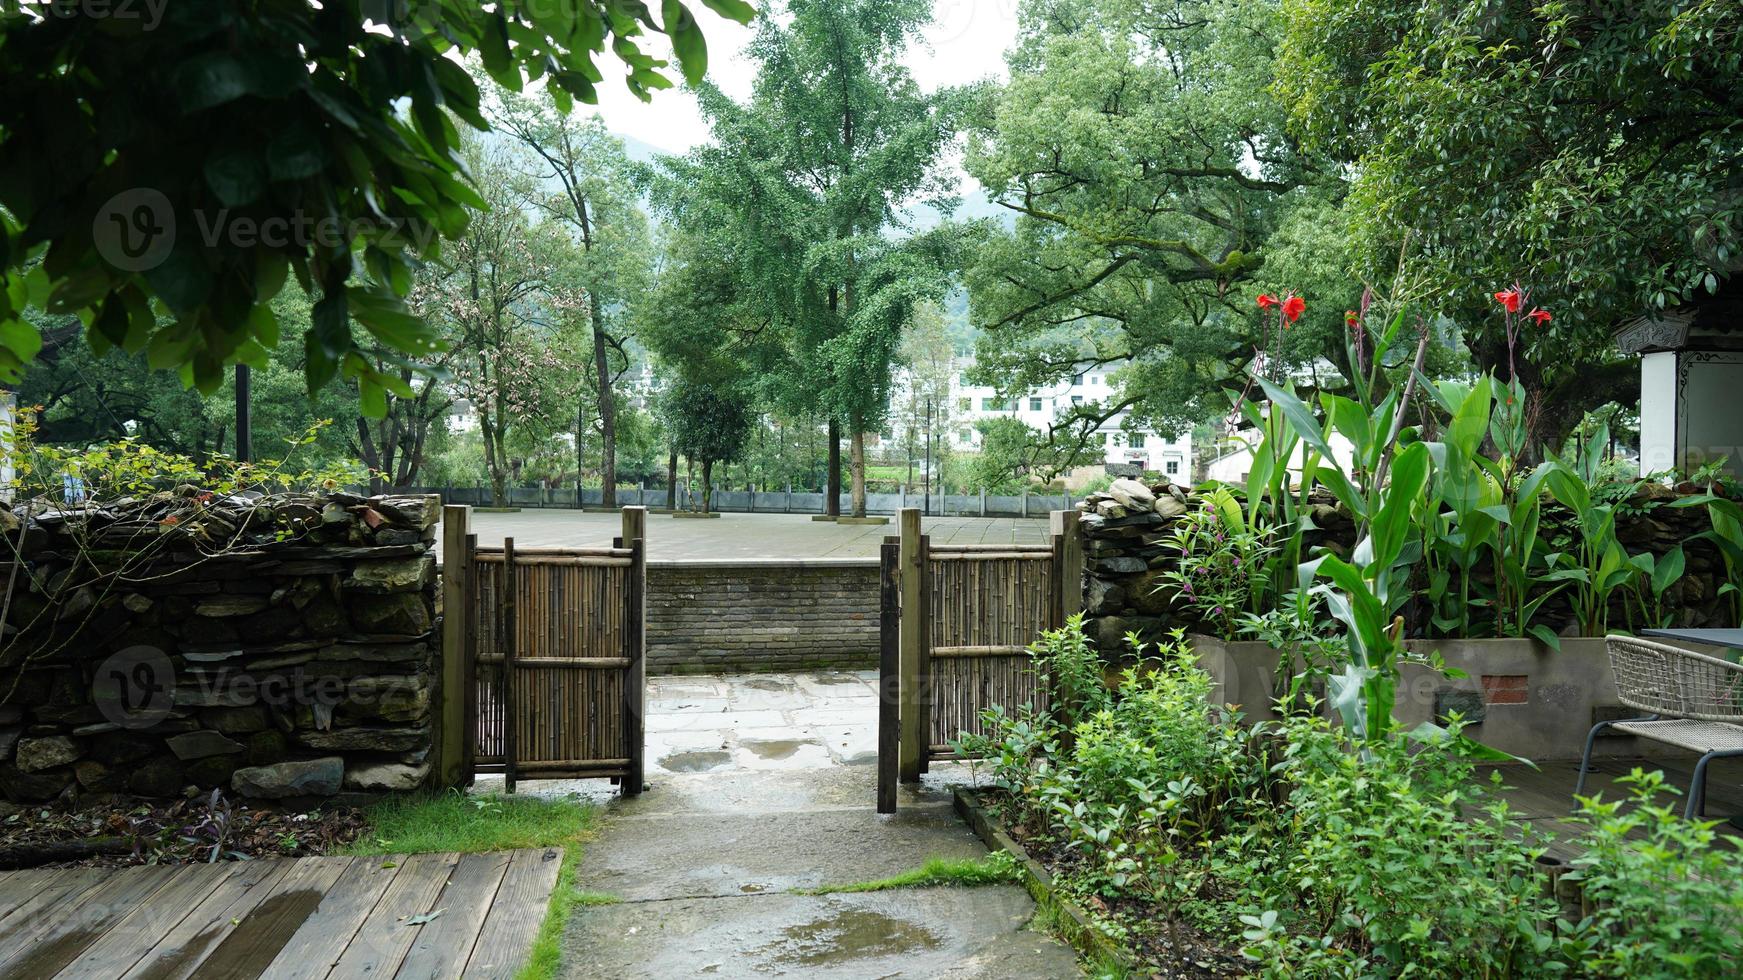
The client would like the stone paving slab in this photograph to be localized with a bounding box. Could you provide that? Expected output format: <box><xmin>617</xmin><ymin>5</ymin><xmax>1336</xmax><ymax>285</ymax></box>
<box><xmin>446</xmin><ymin>511</ymin><xmax>1052</xmax><ymax>561</ymax></box>
<box><xmin>563</xmin><ymin>888</ymin><xmax>1078</xmax><ymax>979</ymax></box>
<box><xmin>578</xmin><ymin>804</ymin><xmax>987</xmax><ymax>901</ymax></box>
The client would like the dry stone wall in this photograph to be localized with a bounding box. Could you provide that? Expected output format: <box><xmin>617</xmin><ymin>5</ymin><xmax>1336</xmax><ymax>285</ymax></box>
<box><xmin>0</xmin><ymin>490</ymin><xmax>442</xmax><ymax>805</ymax></box>
<box><xmin>1077</xmin><ymin>478</ymin><xmax>1734</xmax><ymax>652</ymax></box>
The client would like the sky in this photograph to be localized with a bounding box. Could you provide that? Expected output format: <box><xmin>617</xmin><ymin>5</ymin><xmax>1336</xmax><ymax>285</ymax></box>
<box><xmin>590</xmin><ymin>0</ymin><xmax>1025</xmax><ymax>156</ymax></box>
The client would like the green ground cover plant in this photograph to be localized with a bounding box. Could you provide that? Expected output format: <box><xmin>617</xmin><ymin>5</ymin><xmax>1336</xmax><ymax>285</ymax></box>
<box><xmin>347</xmin><ymin>790</ymin><xmax>595</xmax><ymax>980</ymax></box>
<box><xmin>960</xmin><ymin>621</ymin><xmax>1743</xmax><ymax>978</ymax></box>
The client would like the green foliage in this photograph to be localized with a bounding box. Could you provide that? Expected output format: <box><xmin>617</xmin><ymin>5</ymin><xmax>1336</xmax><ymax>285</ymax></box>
<box><xmin>1564</xmin><ymin>770</ymin><xmax>1743</xmax><ymax>977</ymax></box>
<box><xmin>0</xmin><ymin>0</ymin><xmax>752</xmax><ymax>403</ymax></box>
<box><xmin>345</xmin><ymin>788</ymin><xmax>592</xmax><ymax>856</ymax></box>
<box><xmin>965</xmin><ymin>0</ymin><xmax>1346</xmax><ymax>445</ymax></box>
<box><xmin>1156</xmin><ymin>491</ymin><xmax>1278</xmax><ymax>636</ymax></box>
<box><xmin>663</xmin><ymin>378</ymin><xmax>754</xmax><ymax>511</ymax></box>
<box><xmin>799</xmin><ymin>854</ymin><xmax>1020</xmax><ymax>895</ymax></box>
<box><xmin>970</xmin><ymin>622</ymin><xmax>1743</xmax><ymax>978</ymax></box>
<box><xmin>1275</xmin><ymin>0</ymin><xmax>1739</xmax><ymax>428</ymax></box>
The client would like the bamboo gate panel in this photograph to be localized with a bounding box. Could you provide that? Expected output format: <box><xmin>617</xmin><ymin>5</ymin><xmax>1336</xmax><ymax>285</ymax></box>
<box><xmin>451</xmin><ymin>509</ymin><xmax>647</xmax><ymax>795</ymax></box>
<box><xmin>878</xmin><ymin>508</ymin><xmax>1081</xmax><ymax>813</ymax></box>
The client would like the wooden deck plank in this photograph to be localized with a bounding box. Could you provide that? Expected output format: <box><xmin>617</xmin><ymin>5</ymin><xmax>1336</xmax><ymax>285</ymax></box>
<box><xmin>393</xmin><ymin>851</ymin><xmax>513</xmax><ymax>980</ymax></box>
<box><xmin>324</xmin><ymin>852</ymin><xmax>459</xmax><ymax>980</ymax></box>
<box><xmin>119</xmin><ymin>859</ymin><xmax>293</xmax><ymax>980</ymax></box>
<box><xmin>0</xmin><ymin>864</ymin><xmax>181</xmax><ymax>978</ymax></box>
<box><xmin>0</xmin><ymin>869</ymin><xmax>60</xmax><ymax>923</ymax></box>
<box><xmin>258</xmin><ymin>855</ymin><xmax>406</xmax><ymax>980</ymax></box>
<box><xmin>461</xmin><ymin>849</ymin><xmax>564</xmax><ymax>980</ymax></box>
<box><xmin>184</xmin><ymin>857</ymin><xmax>354</xmax><ymax>980</ymax></box>
<box><xmin>57</xmin><ymin>864</ymin><xmax>237</xmax><ymax>980</ymax></box>
<box><xmin>0</xmin><ymin>869</ymin><xmax>111</xmax><ymax>949</ymax></box>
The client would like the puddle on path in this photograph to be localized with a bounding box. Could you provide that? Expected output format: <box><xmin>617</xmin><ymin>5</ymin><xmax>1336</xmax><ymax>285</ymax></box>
<box><xmin>741</xmin><ymin>678</ymin><xmax>788</xmax><ymax>692</ymax></box>
<box><xmin>659</xmin><ymin>749</ymin><xmax>734</xmax><ymax>772</ymax></box>
<box><xmin>767</xmin><ymin>908</ymin><xmax>943</xmax><ymax>966</ymax></box>
<box><xmin>740</xmin><ymin>738</ymin><xmax>814</xmax><ymax>761</ymax></box>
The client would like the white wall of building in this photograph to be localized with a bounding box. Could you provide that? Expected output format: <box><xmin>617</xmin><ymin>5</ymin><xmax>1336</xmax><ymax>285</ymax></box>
<box><xmin>1203</xmin><ymin>430</ymin><xmax>1358</xmax><ymax>486</ymax></box>
<box><xmin>1638</xmin><ymin>351</ymin><xmax>1678</xmax><ymax>476</ymax></box>
<box><xmin>916</xmin><ymin>362</ymin><xmax>1193</xmax><ymax>479</ymax></box>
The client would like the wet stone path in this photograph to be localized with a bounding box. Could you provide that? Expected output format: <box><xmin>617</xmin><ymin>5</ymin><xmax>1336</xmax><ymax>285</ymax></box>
<box><xmin>483</xmin><ymin>672</ymin><xmax>1080</xmax><ymax>978</ymax></box>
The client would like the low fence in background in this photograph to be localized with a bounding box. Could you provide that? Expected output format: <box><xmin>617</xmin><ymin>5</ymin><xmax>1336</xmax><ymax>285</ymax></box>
<box><xmin>405</xmin><ymin>485</ymin><xmax>1076</xmax><ymax>519</ymax></box>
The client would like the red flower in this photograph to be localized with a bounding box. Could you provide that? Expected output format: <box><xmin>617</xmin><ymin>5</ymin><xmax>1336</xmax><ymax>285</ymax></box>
<box><xmin>1493</xmin><ymin>287</ymin><xmax>1523</xmax><ymax>313</ymax></box>
<box><xmin>1282</xmin><ymin>295</ymin><xmax>1305</xmax><ymax>323</ymax></box>
<box><xmin>1527</xmin><ymin>308</ymin><xmax>1552</xmax><ymax>326</ymax></box>
<box><xmin>1256</xmin><ymin>294</ymin><xmax>1279</xmax><ymax>310</ymax></box>
<box><xmin>1345</xmin><ymin>310</ymin><xmax>1359</xmax><ymax>327</ymax></box>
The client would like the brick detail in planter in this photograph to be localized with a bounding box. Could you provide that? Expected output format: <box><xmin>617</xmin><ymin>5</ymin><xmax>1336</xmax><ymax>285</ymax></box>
<box><xmin>1483</xmin><ymin>674</ymin><xmax>1530</xmax><ymax>705</ymax></box>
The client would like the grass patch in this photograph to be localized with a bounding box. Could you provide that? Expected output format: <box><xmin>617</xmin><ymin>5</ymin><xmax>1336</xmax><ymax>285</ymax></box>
<box><xmin>344</xmin><ymin>789</ymin><xmax>592</xmax><ymax>856</ymax></box>
<box><xmin>344</xmin><ymin>790</ymin><xmax>595</xmax><ymax>980</ymax></box>
<box><xmin>797</xmin><ymin>853</ymin><xmax>1019</xmax><ymax>895</ymax></box>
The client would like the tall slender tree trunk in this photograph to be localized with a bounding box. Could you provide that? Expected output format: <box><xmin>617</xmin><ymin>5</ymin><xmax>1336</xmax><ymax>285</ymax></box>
<box><xmin>702</xmin><ymin>459</ymin><xmax>714</xmax><ymax>513</ymax></box>
<box><xmin>666</xmin><ymin>448</ymin><xmax>678</xmax><ymax>510</ymax></box>
<box><xmin>826</xmin><ymin>419</ymin><xmax>842</xmax><ymax>517</ymax></box>
<box><xmin>850</xmin><ymin>427</ymin><xmax>867</xmax><ymax>518</ymax></box>
<box><xmin>591</xmin><ymin>303</ymin><xmax>616</xmax><ymax>508</ymax></box>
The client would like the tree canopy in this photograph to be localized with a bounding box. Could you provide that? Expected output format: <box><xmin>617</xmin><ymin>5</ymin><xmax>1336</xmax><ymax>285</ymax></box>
<box><xmin>0</xmin><ymin>0</ymin><xmax>751</xmax><ymax>406</ymax></box>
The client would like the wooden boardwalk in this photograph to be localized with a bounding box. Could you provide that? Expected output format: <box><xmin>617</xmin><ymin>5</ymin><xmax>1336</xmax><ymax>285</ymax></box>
<box><xmin>0</xmin><ymin>848</ymin><xmax>562</xmax><ymax>979</ymax></box>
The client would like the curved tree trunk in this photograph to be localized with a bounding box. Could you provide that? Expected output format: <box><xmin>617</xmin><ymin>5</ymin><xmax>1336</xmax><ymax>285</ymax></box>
<box><xmin>592</xmin><ymin>302</ymin><xmax>617</xmax><ymax>508</ymax></box>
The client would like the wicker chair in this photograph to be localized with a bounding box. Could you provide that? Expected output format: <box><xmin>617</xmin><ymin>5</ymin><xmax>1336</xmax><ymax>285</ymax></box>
<box><xmin>1577</xmin><ymin>635</ymin><xmax>1743</xmax><ymax>818</ymax></box>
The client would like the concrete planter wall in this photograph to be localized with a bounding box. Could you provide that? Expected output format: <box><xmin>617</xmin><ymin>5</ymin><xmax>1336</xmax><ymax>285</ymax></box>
<box><xmin>645</xmin><ymin>560</ymin><xmax>880</xmax><ymax>674</ymax></box>
<box><xmin>1192</xmin><ymin>634</ymin><xmax>1674</xmax><ymax>762</ymax></box>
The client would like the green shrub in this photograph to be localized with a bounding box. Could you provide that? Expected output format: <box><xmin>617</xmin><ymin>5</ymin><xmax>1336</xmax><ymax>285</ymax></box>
<box><xmin>964</xmin><ymin>619</ymin><xmax>1743</xmax><ymax>979</ymax></box>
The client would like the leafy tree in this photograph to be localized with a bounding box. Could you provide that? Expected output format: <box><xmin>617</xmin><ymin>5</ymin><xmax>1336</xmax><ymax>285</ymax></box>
<box><xmin>649</xmin><ymin>0</ymin><xmax>961</xmax><ymax>518</ymax></box>
<box><xmin>664</xmin><ymin>378</ymin><xmax>753</xmax><ymax>513</ymax></box>
<box><xmin>1275</xmin><ymin>0</ymin><xmax>1742</xmax><ymax>440</ymax></box>
<box><xmin>494</xmin><ymin>95</ymin><xmax>653</xmax><ymax>506</ymax></box>
<box><xmin>418</xmin><ymin>138</ymin><xmax>564</xmax><ymax>505</ymax></box>
<box><xmin>960</xmin><ymin>417</ymin><xmax>1039</xmax><ymax>494</ymax></box>
<box><xmin>0</xmin><ymin>0</ymin><xmax>752</xmax><ymax>400</ymax></box>
<box><xmin>964</xmin><ymin>0</ymin><xmax>1344</xmax><ymax>452</ymax></box>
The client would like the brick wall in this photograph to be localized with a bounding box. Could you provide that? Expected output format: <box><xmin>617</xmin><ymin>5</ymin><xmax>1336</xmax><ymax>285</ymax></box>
<box><xmin>645</xmin><ymin>561</ymin><xmax>881</xmax><ymax>674</ymax></box>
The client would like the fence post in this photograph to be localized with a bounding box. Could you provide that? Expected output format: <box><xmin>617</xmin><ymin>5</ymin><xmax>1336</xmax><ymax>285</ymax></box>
<box><xmin>621</xmin><ymin>506</ymin><xmax>648</xmax><ymax>797</ymax></box>
<box><xmin>878</xmin><ymin>537</ymin><xmax>900</xmax><ymax>814</ymax></box>
<box><xmin>898</xmin><ymin>507</ymin><xmax>926</xmax><ymax>783</ymax></box>
<box><xmin>438</xmin><ymin>503</ymin><xmax>471</xmax><ymax>789</ymax></box>
<box><xmin>979</xmin><ymin>488</ymin><xmax>986</xmax><ymax>517</ymax></box>
<box><xmin>1050</xmin><ymin>509</ymin><xmax>1083</xmax><ymax>626</ymax></box>
<box><xmin>502</xmin><ymin>536</ymin><xmax>518</xmax><ymax>794</ymax></box>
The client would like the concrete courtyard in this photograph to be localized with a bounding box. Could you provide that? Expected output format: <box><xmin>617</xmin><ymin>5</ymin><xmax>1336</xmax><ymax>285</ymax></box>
<box><xmin>475</xmin><ymin>670</ymin><xmax>1081</xmax><ymax>979</ymax></box>
<box><xmin>444</xmin><ymin>510</ymin><xmax>1055</xmax><ymax>560</ymax></box>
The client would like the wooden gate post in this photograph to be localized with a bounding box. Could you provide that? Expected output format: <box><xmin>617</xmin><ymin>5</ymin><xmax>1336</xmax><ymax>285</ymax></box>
<box><xmin>502</xmin><ymin>537</ymin><xmax>519</xmax><ymax>794</ymax></box>
<box><xmin>877</xmin><ymin>537</ymin><xmax>900</xmax><ymax>814</ymax></box>
<box><xmin>1050</xmin><ymin>509</ymin><xmax>1084</xmax><ymax>626</ymax></box>
<box><xmin>621</xmin><ymin>506</ymin><xmax>648</xmax><ymax>797</ymax></box>
<box><xmin>438</xmin><ymin>504</ymin><xmax>471</xmax><ymax>788</ymax></box>
<box><xmin>898</xmin><ymin>507</ymin><xmax>926</xmax><ymax>783</ymax></box>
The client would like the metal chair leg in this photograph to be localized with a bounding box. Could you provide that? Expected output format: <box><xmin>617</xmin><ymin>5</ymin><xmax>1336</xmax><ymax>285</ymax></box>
<box><xmin>1575</xmin><ymin>721</ymin><xmax>1613</xmax><ymax>800</ymax></box>
<box><xmin>1684</xmin><ymin>748</ymin><xmax>1743</xmax><ymax>820</ymax></box>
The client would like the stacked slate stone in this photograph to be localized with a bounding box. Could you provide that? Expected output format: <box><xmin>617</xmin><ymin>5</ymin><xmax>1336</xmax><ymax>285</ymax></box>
<box><xmin>1075</xmin><ymin>478</ymin><xmax>1194</xmax><ymax>652</ymax></box>
<box><xmin>0</xmin><ymin>490</ymin><xmax>441</xmax><ymax>806</ymax></box>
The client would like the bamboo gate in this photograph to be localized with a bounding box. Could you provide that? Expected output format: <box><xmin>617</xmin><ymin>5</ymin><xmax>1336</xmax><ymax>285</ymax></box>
<box><xmin>877</xmin><ymin>508</ymin><xmax>1083</xmax><ymax>813</ymax></box>
<box><xmin>439</xmin><ymin>506</ymin><xmax>647</xmax><ymax>795</ymax></box>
